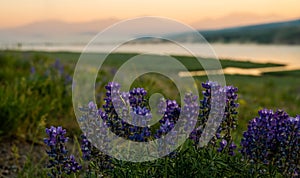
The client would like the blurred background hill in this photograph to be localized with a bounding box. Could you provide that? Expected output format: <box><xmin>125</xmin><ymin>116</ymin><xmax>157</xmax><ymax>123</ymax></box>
<box><xmin>146</xmin><ymin>18</ymin><xmax>300</xmax><ymax>45</ymax></box>
<box><xmin>0</xmin><ymin>17</ymin><xmax>299</xmax><ymax>45</ymax></box>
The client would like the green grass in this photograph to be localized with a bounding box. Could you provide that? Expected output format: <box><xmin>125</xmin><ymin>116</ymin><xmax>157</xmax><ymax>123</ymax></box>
<box><xmin>0</xmin><ymin>50</ymin><xmax>297</xmax><ymax>139</ymax></box>
<box><xmin>263</xmin><ymin>69</ymin><xmax>300</xmax><ymax>76</ymax></box>
<box><xmin>2</xmin><ymin>50</ymin><xmax>283</xmax><ymax>68</ymax></box>
<box><xmin>0</xmin><ymin>50</ymin><xmax>298</xmax><ymax>177</ymax></box>
<box><xmin>0</xmin><ymin>51</ymin><xmax>78</xmax><ymax>140</ymax></box>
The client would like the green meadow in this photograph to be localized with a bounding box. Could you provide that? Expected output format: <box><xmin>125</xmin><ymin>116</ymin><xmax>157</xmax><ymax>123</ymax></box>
<box><xmin>0</xmin><ymin>50</ymin><xmax>299</xmax><ymax>177</ymax></box>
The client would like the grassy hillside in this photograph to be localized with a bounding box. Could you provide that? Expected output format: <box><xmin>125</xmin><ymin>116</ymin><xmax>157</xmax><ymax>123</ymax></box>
<box><xmin>0</xmin><ymin>50</ymin><xmax>299</xmax><ymax>177</ymax></box>
<box><xmin>168</xmin><ymin>19</ymin><xmax>300</xmax><ymax>44</ymax></box>
<box><xmin>0</xmin><ymin>50</ymin><xmax>296</xmax><ymax>140</ymax></box>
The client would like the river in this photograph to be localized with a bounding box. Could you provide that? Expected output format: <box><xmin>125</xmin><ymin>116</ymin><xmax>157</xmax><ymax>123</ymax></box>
<box><xmin>2</xmin><ymin>43</ymin><xmax>300</xmax><ymax>68</ymax></box>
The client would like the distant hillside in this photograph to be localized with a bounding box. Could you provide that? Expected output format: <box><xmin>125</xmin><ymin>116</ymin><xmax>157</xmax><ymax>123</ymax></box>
<box><xmin>0</xmin><ymin>18</ymin><xmax>190</xmax><ymax>44</ymax></box>
<box><xmin>1</xmin><ymin>18</ymin><xmax>300</xmax><ymax>45</ymax></box>
<box><xmin>0</xmin><ymin>19</ymin><xmax>120</xmax><ymax>43</ymax></box>
<box><xmin>169</xmin><ymin>19</ymin><xmax>300</xmax><ymax>44</ymax></box>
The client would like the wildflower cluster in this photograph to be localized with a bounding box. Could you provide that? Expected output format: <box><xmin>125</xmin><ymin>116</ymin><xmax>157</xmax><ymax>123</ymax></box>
<box><xmin>78</xmin><ymin>82</ymin><xmax>198</xmax><ymax>158</ymax></box>
<box><xmin>90</xmin><ymin>82</ymin><xmax>186</xmax><ymax>143</ymax></box>
<box><xmin>44</xmin><ymin>126</ymin><xmax>81</xmax><ymax>177</ymax></box>
<box><xmin>189</xmin><ymin>81</ymin><xmax>239</xmax><ymax>156</ymax></box>
<box><xmin>241</xmin><ymin>109</ymin><xmax>300</xmax><ymax>176</ymax></box>
<box><xmin>79</xmin><ymin>82</ymin><xmax>239</xmax><ymax>157</ymax></box>
<box><xmin>99</xmin><ymin>82</ymin><xmax>152</xmax><ymax>142</ymax></box>
<box><xmin>30</xmin><ymin>59</ymin><xmax>72</xmax><ymax>85</ymax></box>
<box><xmin>43</xmin><ymin>79</ymin><xmax>300</xmax><ymax>177</ymax></box>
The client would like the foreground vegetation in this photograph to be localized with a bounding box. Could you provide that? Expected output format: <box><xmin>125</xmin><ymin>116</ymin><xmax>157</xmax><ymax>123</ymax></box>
<box><xmin>0</xmin><ymin>50</ymin><xmax>299</xmax><ymax>177</ymax></box>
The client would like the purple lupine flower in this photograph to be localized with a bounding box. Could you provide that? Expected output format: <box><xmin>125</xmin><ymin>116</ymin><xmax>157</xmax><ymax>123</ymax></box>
<box><xmin>44</xmin><ymin>126</ymin><xmax>81</xmax><ymax>177</ymax></box>
<box><xmin>64</xmin><ymin>155</ymin><xmax>82</xmax><ymax>175</ymax></box>
<box><xmin>190</xmin><ymin>81</ymin><xmax>238</xmax><ymax>156</ymax></box>
<box><xmin>217</xmin><ymin>139</ymin><xmax>227</xmax><ymax>152</ymax></box>
<box><xmin>155</xmin><ymin>118</ymin><xmax>174</xmax><ymax>137</ymax></box>
<box><xmin>154</xmin><ymin>98</ymin><xmax>180</xmax><ymax>139</ymax></box>
<box><xmin>241</xmin><ymin>109</ymin><xmax>300</xmax><ymax>176</ymax></box>
<box><xmin>228</xmin><ymin>142</ymin><xmax>237</xmax><ymax>156</ymax></box>
<box><xmin>182</xmin><ymin>93</ymin><xmax>199</xmax><ymax>132</ymax></box>
<box><xmin>88</xmin><ymin>101</ymin><xmax>96</xmax><ymax>110</ymax></box>
<box><xmin>64</xmin><ymin>75</ymin><xmax>73</xmax><ymax>85</ymax></box>
<box><xmin>44</xmin><ymin>126</ymin><xmax>68</xmax><ymax>154</ymax></box>
<box><xmin>81</xmin><ymin>134</ymin><xmax>92</xmax><ymax>160</ymax></box>
<box><xmin>53</xmin><ymin>59</ymin><xmax>64</xmax><ymax>76</ymax></box>
<box><xmin>128</xmin><ymin>106</ymin><xmax>152</xmax><ymax>128</ymax></box>
<box><xmin>30</xmin><ymin>66</ymin><xmax>36</xmax><ymax>74</ymax></box>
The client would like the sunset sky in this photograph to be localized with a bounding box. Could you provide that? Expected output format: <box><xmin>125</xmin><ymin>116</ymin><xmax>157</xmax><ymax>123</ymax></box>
<box><xmin>1</xmin><ymin>0</ymin><xmax>300</xmax><ymax>28</ymax></box>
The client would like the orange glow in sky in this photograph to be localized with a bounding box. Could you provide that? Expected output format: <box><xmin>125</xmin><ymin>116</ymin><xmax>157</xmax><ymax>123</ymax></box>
<box><xmin>0</xmin><ymin>0</ymin><xmax>300</xmax><ymax>28</ymax></box>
